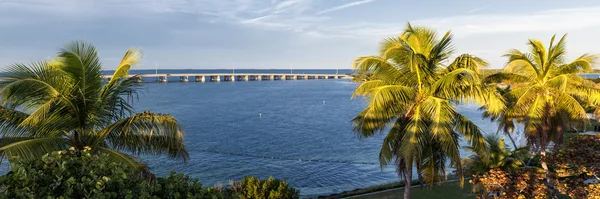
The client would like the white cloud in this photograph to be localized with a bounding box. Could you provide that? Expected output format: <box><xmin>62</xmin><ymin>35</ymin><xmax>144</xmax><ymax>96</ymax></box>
<box><xmin>316</xmin><ymin>0</ymin><xmax>375</xmax><ymax>15</ymax></box>
<box><xmin>414</xmin><ymin>7</ymin><xmax>600</xmax><ymax>37</ymax></box>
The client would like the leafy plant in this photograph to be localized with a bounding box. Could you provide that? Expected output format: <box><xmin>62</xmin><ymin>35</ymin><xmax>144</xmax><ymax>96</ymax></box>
<box><xmin>229</xmin><ymin>176</ymin><xmax>300</xmax><ymax>199</ymax></box>
<box><xmin>461</xmin><ymin>135</ymin><xmax>528</xmax><ymax>176</ymax></box>
<box><xmin>0</xmin><ymin>147</ymin><xmax>150</xmax><ymax>198</ymax></box>
<box><xmin>0</xmin><ymin>41</ymin><xmax>188</xmax><ymax>174</ymax></box>
<box><xmin>0</xmin><ymin>149</ymin><xmax>300</xmax><ymax>199</ymax></box>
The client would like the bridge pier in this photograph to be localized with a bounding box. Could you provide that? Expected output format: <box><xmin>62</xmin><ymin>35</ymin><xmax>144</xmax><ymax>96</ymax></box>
<box><xmin>158</xmin><ymin>76</ymin><xmax>168</xmax><ymax>83</ymax></box>
<box><xmin>210</xmin><ymin>75</ymin><xmax>220</xmax><ymax>82</ymax></box>
<box><xmin>270</xmin><ymin>75</ymin><xmax>275</xmax><ymax>80</ymax></box>
<box><xmin>180</xmin><ymin>76</ymin><xmax>189</xmax><ymax>82</ymax></box>
<box><xmin>195</xmin><ymin>76</ymin><xmax>205</xmax><ymax>82</ymax></box>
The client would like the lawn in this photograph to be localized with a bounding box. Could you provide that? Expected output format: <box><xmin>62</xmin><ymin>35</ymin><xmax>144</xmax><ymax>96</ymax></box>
<box><xmin>348</xmin><ymin>181</ymin><xmax>474</xmax><ymax>199</ymax></box>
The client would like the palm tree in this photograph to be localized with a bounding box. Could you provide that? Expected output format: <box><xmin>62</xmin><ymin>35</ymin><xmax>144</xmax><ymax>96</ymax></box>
<box><xmin>0</xmin><ymin>41</ymin><xmax>189</xmax><ymax>174</ymax></box>
<box><xmin>462</xmin><ymin>135</ymin><xmax>527</xmax><ymax>175</ymax></box>
<box><xmin>485</xmin><ymin>34</ymin><xmax>599</xmax><ymax>190</ymax></box>
<box><xmin>352</xmin><ymin>23</ymin><xmax>502</xmax><ymax>199</ymax></box>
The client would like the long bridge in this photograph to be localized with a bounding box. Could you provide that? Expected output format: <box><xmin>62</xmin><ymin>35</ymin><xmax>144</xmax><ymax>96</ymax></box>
<box><xmin>103</xmin><ymin>73</ymin><xmax>351</xmax><ymax>83</ymax></box>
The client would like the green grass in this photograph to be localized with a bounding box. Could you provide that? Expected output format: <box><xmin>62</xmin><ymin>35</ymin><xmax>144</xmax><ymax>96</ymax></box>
<box><xmin>585</xmin><ymin>118</ymin><xmax>600</xmax><ymax>131</ymax></box>
<box><xmin>348</xmin><ymin>181</ymin><xmax>474</xmax><ymax>199</ymax></box>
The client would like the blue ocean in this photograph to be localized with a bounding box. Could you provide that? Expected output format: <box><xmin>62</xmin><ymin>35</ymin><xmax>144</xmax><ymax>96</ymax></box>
<box><xmin>1</xmin><ymin>69</ymin><xmax>507</xmax><ymax>197</ymax></box>
<box><xmin>126</xmin><ymin>69</ymin><xmax>503</xmax><ymax>197</ymax></box>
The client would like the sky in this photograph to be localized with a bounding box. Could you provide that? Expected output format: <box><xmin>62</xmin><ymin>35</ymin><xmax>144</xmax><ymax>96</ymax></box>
<box><xmin>1</xmin><ymin>0</ymin><xmax>600</xmax><ymax>70</ymax></box>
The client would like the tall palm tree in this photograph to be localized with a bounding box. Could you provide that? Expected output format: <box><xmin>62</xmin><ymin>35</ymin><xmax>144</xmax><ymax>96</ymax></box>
<box><xmin>0</xmin><ymin>41</ymin><xmax>189</xmax><ymax>173</ymax></box>
<box><xmin>486</xmin><ymin>34</ymin><xmax>599</xmax><ymax>189</ymax></box>
<box><xmin>352</xmin><ymin>23</ymin><xmax>502</xmax><ymax>199</ymax></box>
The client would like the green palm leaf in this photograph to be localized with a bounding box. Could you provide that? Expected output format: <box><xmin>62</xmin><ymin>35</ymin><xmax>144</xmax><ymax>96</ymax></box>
<box><xmin>109</xmin><ymin>48</ymin><xmax>142</xmax><ymax>84</ymax></box>
<box><xmin>97</xmin><ymin>112</ymin><xmax>189</xmax><ymax>161</ymax></box>
<box><xmin>0</xmin><ymin>137</ymin><xmax>67</xmax><ymax>160</ymax></box>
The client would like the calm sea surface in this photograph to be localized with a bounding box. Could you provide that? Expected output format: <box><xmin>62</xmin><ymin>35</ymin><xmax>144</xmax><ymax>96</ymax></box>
<box><xmin>128</xmin><ymin>70</ymin><xmax>503</xmax><ymax>197</ymax></box>
<box><xmin>2</xmin><ymin>69</ymin><xmax>508</xmax><ymax>197</ymax></box>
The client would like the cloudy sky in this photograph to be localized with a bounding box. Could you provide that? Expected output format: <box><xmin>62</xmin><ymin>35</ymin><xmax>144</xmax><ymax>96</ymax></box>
<box><xmin>1</xmin><ymin>0</ymin><xmax>600</xmax><ymax>70</ymax></box>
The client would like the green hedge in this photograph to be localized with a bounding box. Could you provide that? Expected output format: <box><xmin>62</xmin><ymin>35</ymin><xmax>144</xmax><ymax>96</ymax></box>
<box><xmin>0</xmin><ymin>148</ymin><xmax>299</xmax><ymax>199</ymax></box>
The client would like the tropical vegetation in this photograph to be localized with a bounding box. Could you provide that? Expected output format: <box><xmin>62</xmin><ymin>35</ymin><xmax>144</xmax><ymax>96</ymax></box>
<box><xmin>0</xmin><ymin>41</ymin><xmax>301</xmax><ymax>199</ymax></box>
<box><xmin>351</xmin><ymin>23</ymin><xmax>503</xmax><ymax>198</ymax></box>
<box><xmin>461</xmin><ymin>135</ymin><xmax>527</xmax><ymax>176</ymax></box>
<box><xmin>0</xmin><ymin>147</ymin><xmax>300</xmax><ymax>199</ymax></box>
<box><xmin>0</xmin><ymin>41</ymin><xmax>188</xmax><ymax>174</ymax></box>
<box><xmin>482</xmin><ymin>34</ymin><xmax>600</xmax><ymax>196</ymax></box>
<box><xmin>350</xmin><ymin>71</ymin><xmax>376</xmax><ymax>82</ymax></box>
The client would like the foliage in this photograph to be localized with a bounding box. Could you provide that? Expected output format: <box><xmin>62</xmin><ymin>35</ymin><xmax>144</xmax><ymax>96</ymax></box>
<box><xmin>0</xmin><ymin>41</ymin><xmax>188</xmax><ymax>174</ymax></box>
<box><xmin>548</xmin><ymin>135</ymin><xmax>600</xmax><ymax>198</ymax></box>
<box><xmin>470</xmin><ymin>168</ymin><xmax>548</xmax><ymax>199</ymax></box>
<box><xmin>483</xmin><ymin>34</ymin><xmax>600</xmax><ymax>197</ymax></box>
<box><xmin>351</xmin><ymin>22</ymin><xmax>499</xmax><ymax>199</ymax></box>
<box><xmin>0</xmin><ymin>149</ymin><xmax>300</xmax><ymax>199</ymax></box>
<box><xmin>0</xmin><ymin>148</ymin><xmax>150</xmax><ymax>198</ymax></box>
<box><xmin>229</xmin><ymin>176</ymin><xmax>300</xmax><ymax>199</ymax></box>
<box><xmin>350</xmin><ymin>71</ymin><xmax>376</xmax><ymax>82</ymax></box>
<box><xmin>461</xmin><ymin>135</ymin><xmax>528</xmax><ymax>176</ymax></box>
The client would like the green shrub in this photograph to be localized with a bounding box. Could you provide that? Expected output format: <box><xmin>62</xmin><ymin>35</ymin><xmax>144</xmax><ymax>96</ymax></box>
<box><xmin>229</xmin><ymin>176</ymin><xmax>300</xmax><ymax>199</ymax></box>
<box><xmin>0</xmin><ymin>148</ymin><xmax>300</xmax><ymax>199</ymax></box>
<box><xmin>0</xmin><ymin>147</ymin><xmax>150</xmax><ymax>199</ymax></box>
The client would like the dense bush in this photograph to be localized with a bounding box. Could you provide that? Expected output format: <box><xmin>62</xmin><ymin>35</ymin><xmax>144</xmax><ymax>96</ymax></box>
<box><xmin>0</xmin><ymin>147</ymin><xmax>151</xmax><ymax>198</ymax></box>
<box><xmin>230</xmin><ymin>176</ymin><xmax>300</xmax><ymax>199</ymax></box>
<box><xmin>0</xmin><ymin>148</ymin><xmax>299</xmax><ymax>199</ymax></box>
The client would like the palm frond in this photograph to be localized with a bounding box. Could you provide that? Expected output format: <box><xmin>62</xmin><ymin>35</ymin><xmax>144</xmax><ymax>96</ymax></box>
<box><xmin>554</xmin><ymin>53</ymin><xmax>598</xmax><ymax>74</ymax></box>
<box><xmin>446</xmin><ymin>54</ymin><xmax>488</xmax><ymax>73</ymax></box>
<box><xmin>454</xmin><ymin>115</ymin><xmax>486</xmax><ymax>153</ymax></box>
<box><xmin>351</xmin><ymin>80</ymin><xmax>386</xmax><ymax>98</ymax></box>
<box><xmin>109</xmin><ymin>48</ymin><xmax>142</xmax><ymax>84</ymax></box>
<box><xmin>58</xmin><ymin>41</ymin><xmax>103</xmax><ymax>96</ymax></box>
<box><xmin>504</xmin><ymin>49</ymin><xmax>539</xmax><ymax>78</ymax></box>
<box><xmin>353</xmin><ymin>56</ymin><xmax>403</xmax><ymax>83</ymax></box>
<box><xmin>431</xmin><ymin>68</ymin><xmax>481</xmax><ymax>102</ymax></box>
<box><xmin>0</xmin><ymin>137</ymin><xmax>67</xmax><ymax>160</ymax></box>
<box><xmin>97</xmin><ymin>112</ymin><xmax>189</xmax><ymax>162</ymax></box>
<box><xmin>0</xmin><ymin>106</ymin><xmax>31</xmax><ymax>137</ymax></box>
<box><xmin>97</xmin><ymin>147</ymin><xmax>153</xmax><ymax>178</ymax></box>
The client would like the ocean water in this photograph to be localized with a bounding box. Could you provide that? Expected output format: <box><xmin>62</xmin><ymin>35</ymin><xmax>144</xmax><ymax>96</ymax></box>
<box><xmin>0</xmin><ymin>69</ymin><xmax>510</xmax><ymax>197</ymax></box>
<box><xmin>128</xmin><ymin>70</ymin><xmax>504</xmax><ymax>197</ymax></box>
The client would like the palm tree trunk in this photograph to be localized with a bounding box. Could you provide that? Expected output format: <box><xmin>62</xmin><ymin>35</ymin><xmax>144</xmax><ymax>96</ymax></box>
<box><xmin>541</xmin><ymin>103</ymin><xmax>556</xmax><ymax>197</ymax></box>
<box><xmin>506</xmin><ymin>132</ymin><xmax>518</xmax><ymax>149</ymax></box>
<box><xmin>416</xmin><ymin>164</ymin><xmax>424</xmax><ymax>189</ymax></box>
<box><xmin>539</xmin><ymin>150</ymin><xmax>555</xmax><ymax>197</ymax></box>
<box><xmin>404</xmin><ymin>169</ymin><xmax>412</xmax><ymax>199</ymax></box>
